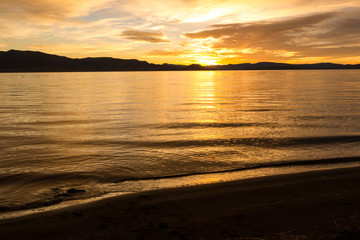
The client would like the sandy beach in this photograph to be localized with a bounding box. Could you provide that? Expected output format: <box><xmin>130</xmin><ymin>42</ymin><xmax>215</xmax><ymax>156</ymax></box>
<box><xmin>0</xmin><ymin>167</ymin><xmax>360</xmax><ymax>240</ymax></box>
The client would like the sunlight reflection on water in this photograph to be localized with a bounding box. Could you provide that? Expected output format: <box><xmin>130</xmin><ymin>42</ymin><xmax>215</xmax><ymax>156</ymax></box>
<box><xmin>0</xmin><ymin>70</ymin><xmax>360</xmax><ymax>212</ymax></box>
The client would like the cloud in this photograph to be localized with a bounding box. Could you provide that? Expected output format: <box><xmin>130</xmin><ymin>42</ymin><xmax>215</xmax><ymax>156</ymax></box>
<box><xmin>2</xmin><ymin>0</ymin><xmax>356</xmax><ymax>26</ymax></box>
<box><xmin>1</xmin><ymin>0</ymin><xmax>360</xmax><ymax>64</ymax></box>
<box><xmin>147</xmin><ymin>49</ymin><xmax>188</xmax><ymax>56</ymax></box>
<box><xmin>26</xmin><ymin>42</ymin><xmax>135</xmax><ymax>59</ymax></box>
<box><xmin>120</xmin><ymin>29</ymin><xmax>170</xmax><ymax>43</ymax></box>
<box><xmin>120</xmin><ymin>0</ymin><xmax>239</xmax><ymax>24</ymax></box>
<box><xmin>184</xmin><ymin>12</ymin><xmax>336</xmax><ymax>46</ymax></box>
<box><xmin>120</xmin><ymin>0</ymin><xmax>359</xmax><ymax>24</ymax></box>
<box><xmin>0</xmin><ymin>0</ymin><xmax>110</xmax><ymax>22</ymax></box>
<box><xmin>184</xmin><ymin>9</ymin><xmax>360</xmax><ymax>61</ymax></box>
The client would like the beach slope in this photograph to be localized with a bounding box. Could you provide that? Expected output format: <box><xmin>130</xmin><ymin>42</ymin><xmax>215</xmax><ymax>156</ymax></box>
<box><xmin>1</xmin><ymin>167</ymin><xmax>360</xmax><ymax>239</ymax></box>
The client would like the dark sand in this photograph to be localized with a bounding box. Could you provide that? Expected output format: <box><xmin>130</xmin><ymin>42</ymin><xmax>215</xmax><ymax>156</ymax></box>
<box><xmin>1</xmin><ymin>167</ymin><xmax>360</xmax><ymax>240</ymax></box>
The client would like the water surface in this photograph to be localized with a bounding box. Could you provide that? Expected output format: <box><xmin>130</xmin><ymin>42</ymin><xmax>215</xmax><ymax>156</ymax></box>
<box><xmin>1</xmin><ymin>70</ymin><xmax>360</xmax><ymax>212</ymax></box>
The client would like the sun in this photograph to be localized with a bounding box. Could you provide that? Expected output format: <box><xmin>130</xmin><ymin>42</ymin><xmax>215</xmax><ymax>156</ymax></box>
<box><xmin>196</xmin><ymin>58</ymin><xmax>219</xmax><ymax>66</ymax></box>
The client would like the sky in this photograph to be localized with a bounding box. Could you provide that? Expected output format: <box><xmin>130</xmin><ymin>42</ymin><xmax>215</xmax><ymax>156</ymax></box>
<box><xmin>0</xmin><ymin>0</ymin><xmax>360</xmax><ymax>65</ymax></box>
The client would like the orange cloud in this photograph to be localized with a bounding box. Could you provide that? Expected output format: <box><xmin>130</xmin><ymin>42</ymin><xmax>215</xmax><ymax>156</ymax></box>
<box><xmin>147</xmin><ymin>50</ymin><xmax>188</xmax><ymax>56</ymax></box>
<box><xmin>121</xmin><ymin>0</ymin><xmax>359</xmax><ymax>25</ymax></box>
<box><xmin>1</xmin><ymin>0</ymin><xmax>360</xmax><ymax>64</ymax></box>
<box><xmin>120</xmin><ymin>29</ymin><xmax>170</xmax><ymax>43</ymax></box>
<box><xmin>0</xmin><ymin>0</ymin><xmax>109</xmax><ymax>22</ymax></box>
<box><xmin>184</xmin><ymin>10</ymin><xmax>360</xmax><ymax>62</ymax></box>
<box><xmin>185</xmin><ymin>12</ymin><xmax>336</xmax><ymax>46</ymax></box>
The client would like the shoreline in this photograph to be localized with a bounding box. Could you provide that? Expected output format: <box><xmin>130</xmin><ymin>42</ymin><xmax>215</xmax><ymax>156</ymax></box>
<box><xmin>1</xmin><ymin>166</ymin><xmax>360</xmax><ymax>239</ymax></box>
<box><xmin>2</xmin><ymin>69</ymin><xmax>360</xmax><ymax>74</ymax></box>
<box><xmin>1</xmin><ymin>161</ymin><xmax>360</xmax><ymax>221</ymax></box>
<box><xmin>1</xmin><ymin>50</ymin><xmax>360</xmax><ymax>72</ymax></box>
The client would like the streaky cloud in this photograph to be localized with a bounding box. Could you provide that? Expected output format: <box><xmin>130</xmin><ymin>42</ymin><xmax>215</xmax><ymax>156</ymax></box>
<box><xmin>147</xmin><ymin>50</ymin><xmax>187</xmax><ymax>56</ymax></box>
<box><xmin>120</xmin><ymin>29</ymin><xmax>171</xmax><ymax>43</ymax></box>
<box><xmin>184</xmin><ymin>10</ymin><xmax>360</xmax><ymax>60</ymax></box>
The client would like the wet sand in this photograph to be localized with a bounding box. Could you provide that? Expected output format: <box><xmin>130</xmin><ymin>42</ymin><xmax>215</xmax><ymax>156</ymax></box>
<box><xmin>1</xmin><ymin>167</ymin><xmax>360</xmax><ymax>239</ymax></box>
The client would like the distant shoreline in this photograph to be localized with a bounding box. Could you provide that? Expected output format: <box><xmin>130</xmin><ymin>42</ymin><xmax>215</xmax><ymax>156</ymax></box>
<box><xmin>2</xmin><ymin>68</ymin><xmax>360</xmax><ymax>74</ymax></box>
<box><xmin>1</xmin><ymin>50</ymin><xmax>360</xmax><ymax>72</ymax></box>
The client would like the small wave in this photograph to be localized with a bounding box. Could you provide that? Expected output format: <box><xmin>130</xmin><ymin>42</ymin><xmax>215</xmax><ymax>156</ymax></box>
<box><xmin>237</xmin><ymin>109</ymin><xmax>277</xmax><ymax>112</ymax></box>
<box><xmin>0</xmin><ymin>172</ymin><xmax>117</xmax><ymax>186</ymax></box>
<box><xmin>149</xmin><ymin>122</ymin><xmax>273</xmax><ymax>129</ymax></box>
<box><xmin>0</xmin><ymin>126</ymin><xmax>33</xmax><ymax>131</ymax></box>
<box><xmin>78</xmin><ymin>135</ymin><xmax>360</xmax><ymax>148</ymax></box>
<box><xmin>290</xmin><ymin>115</ymin><xmax>360</xmax><ymax>121</ymax></box>
<box><xmin>0</xmin><ymin>197</ymin><xmax>64</xmax><ymax>213</ymax></box>
<box><xmin>0</xmin><ymin>172</ymin><xmax>120</xmax><ymax>213</ymax></box>
<box><xmin>18</xmin><ymin>119</ymin><xmax>112</xmax><ymax>126</ymax></box>
<box><xmin>179</xmin><ymin>103</ymin><xmax>233</xmax><ymax>106</ymax></box>
<box><xmin>1</xmin><ymin>156</ymin><xmax>359</xmax><ymax>212</ymax></box>
<box><xmin>6</xmin><ymin>156</ymin><xmax>359</xmax><ymax>188</ymax></box>
<box><xmin>115</xmin><ymin>156</ymin><xmax>360</xmax><ymax>183</ymax></box>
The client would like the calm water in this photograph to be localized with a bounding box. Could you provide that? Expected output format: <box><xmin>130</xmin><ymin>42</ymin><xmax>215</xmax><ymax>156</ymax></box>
<box><xmin>1</xmin><ymin>70</ymin><xmax>360</xmax><ymax>213</ymax></box>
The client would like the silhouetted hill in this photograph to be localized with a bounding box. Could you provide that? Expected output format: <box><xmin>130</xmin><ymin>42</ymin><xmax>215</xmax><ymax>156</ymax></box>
<box><xmin>208</xmin><ymin>62</ymin><xmax>360</xmax><ymax>70</ymax></box>
<box><xmin>161</xmin><ymin>63</ymin><xmax>186</xmax><ymax>70</ymax></box>
<box><xmin>0</xmin><ymin>50</ymin><xmax>359</xmax><ymax>72</ymax></box>
<box><xmin>184</xmin><ymin>64</ymin><xmax>205</xmax><ymax>70</ymax></box>
<box><xmin>0</xmin><ymin>50</ymin><xmax>176</xmax><ymax>72</ymax></box>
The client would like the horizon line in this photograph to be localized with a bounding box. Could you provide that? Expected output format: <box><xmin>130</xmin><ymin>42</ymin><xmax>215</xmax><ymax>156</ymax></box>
<box><xmin>2</xmin><ymin>49</ymin><xmax>360</xmax><ymax>67</ymax></box>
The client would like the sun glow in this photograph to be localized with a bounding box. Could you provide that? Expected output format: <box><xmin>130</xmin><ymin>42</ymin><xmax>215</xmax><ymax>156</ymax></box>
<box><xmin>196</xmin><ymin>58</ymin><xmax>219</xmax><ymax>66</ymax></box>
<box><xmin>183</xmin><ymin>7</ymin><xmax>231</xmax><ymax>23</ymax></box>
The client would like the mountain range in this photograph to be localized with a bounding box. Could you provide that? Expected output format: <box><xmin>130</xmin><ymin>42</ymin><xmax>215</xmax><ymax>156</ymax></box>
<box><xmin>1</xmin><ymin>50</ymin><xmax>359</xmax><ymax>72</ymax></box>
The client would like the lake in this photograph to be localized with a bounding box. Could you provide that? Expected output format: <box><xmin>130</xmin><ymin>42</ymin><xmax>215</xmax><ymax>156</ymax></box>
<box><xmin>1</xmin><ymin>70</ymin><xmax>360</xmax><ymax>215</ymax></box>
